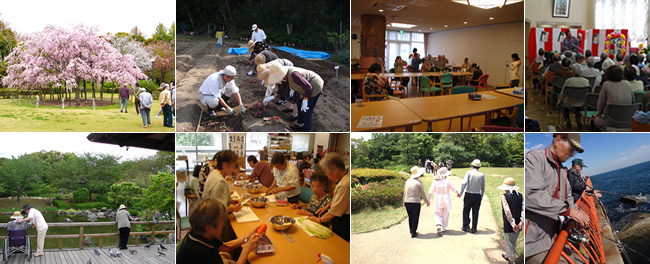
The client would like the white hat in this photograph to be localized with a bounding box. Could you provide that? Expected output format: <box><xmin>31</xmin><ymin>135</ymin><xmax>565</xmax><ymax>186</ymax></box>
<box><xmin>497</xmin><ymin>177</ymin><xmax>519</xmax><ymax>191</ymax></box>
<box><xmin>267</xmin><ymin>64</ymin><xmax>289</xmax><ymax>85</ymax></box>
<box><xmin>140</xmin><ymin>88</ymin><xmax>146</xmax><ymax>92</ymax></box>
<box><xmin>435</xmin><ymin>167</ymin><xmax>452</xmax><ymax>180</ymax></box>
<box><xmin>410</xmin><ymin>166</ymin><xmax>424</xmax><ymax>179</ymax></box>
<box><xmin>471</xmin><ymin>159</ymin><xmax>481</xmax><ymax>167</ymax></box>
<box><xmin>252</xmin><ymin>24</ymin><xmax>258</xmax><ymax>31</ymax></box>
<box><xmin>220</xmin><ymin>65</ymin><xmax>237</xmax><ymax>76</ymax></box>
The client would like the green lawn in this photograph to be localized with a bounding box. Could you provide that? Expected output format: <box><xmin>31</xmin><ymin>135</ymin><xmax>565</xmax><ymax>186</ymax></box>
<box><xmin>352</xmin><ymin>167</ymin><xmax>524</xmax><ymax>263</ymax></box>
<box><xmin>0</xmin><ymin>99</ymin><xmax>175</xmax><ymax>132</ymax></box>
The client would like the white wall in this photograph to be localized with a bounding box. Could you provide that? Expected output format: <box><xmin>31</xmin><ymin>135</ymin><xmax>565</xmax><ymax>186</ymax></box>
<box><xmin>525</xmin><ymin>0</ymin><xmax>594</xmax><ymax>29</ymax></box>
<box><xmin>428</xmin><ymin>21</ymin><xmax>525</xmax><ymax>86</ymax></box>
<box><xmin>335</xmin><ymin>133</ymin><xmax>351</xmax><ymax>168</ymax></box>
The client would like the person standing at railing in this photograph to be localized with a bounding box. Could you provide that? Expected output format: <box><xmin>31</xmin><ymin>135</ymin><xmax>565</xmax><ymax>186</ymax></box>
<box><xmin>525</xmin><ymin>133</ymin><xmax>591</xmax><ymax>264</ymax></box>
<box><xmin>17</xmin><ymin>205</ymin><xmax>47</xmax><ymax>257</ymax></box>
<box><xmin>116</xmin><ymin>204</ymin><xmax>140</xmax><ymax>250</ymax></box>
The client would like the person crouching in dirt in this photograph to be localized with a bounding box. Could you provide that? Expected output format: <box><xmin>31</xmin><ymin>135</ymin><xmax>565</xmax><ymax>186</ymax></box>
<box><xmin>263</xmin><ymin>64</ymin><xmax>323</xmax><ymax>131</ymax></box>
<box><xmin>248</xmin><ymin>49</ymin><xmax>278</xmax><ymax>76</ymax></box>
<box><xmin>257</xmin><ymin>59</ymin><xmax>300</xmax><ymax>120</ymax></box>
<box><xmin>199</xmin><ymin>65</ymin><xmax>246</xmax><ymax>119</ymax></box>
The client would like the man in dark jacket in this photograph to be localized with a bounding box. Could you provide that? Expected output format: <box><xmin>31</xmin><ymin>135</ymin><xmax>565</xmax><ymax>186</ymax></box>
<box><xmin>119</xmin><ymin>83</ymin><xmax>130</xmax><ymax>113</ymax></box>
<box><xmin>567</xmin><ymin>159</ymin><xmax>587</xmax><ymax>202</ymax></box>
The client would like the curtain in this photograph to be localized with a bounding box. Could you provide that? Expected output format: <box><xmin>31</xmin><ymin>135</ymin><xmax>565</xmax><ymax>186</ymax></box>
<box><xmin>594</xmin><ymin>0</ymin><xmax>648</xmax><ymax>47</ymax></box>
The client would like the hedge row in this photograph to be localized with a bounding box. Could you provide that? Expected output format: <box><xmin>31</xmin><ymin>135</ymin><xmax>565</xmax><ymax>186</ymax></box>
<box><xmin>351</xmin><ymin>169</ymin><xmax>403</xmax><ymax>185</ymax></box>
<box><xmin>53</xmin><ymin>200</ymin><xmax>70</xmax><ymax>209</ymax></box>
<box><xmin>351</xmin><ymin>178</ymin><xmax>406</xmax><ymax>213</ymax></box>
<box><xmin>72</xmin><ymin>202</ymin><xmax>113</xmax><ymax>210</ymax></box>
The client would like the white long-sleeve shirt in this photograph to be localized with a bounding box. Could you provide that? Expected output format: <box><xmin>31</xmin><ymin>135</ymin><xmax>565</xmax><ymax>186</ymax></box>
<box><xmin>251</xmin><ymin>29</ymin><xmax>267</xmax><ymax>43</ymax></box>
<box><xmin>199</xmin><ymin>72</ymin><xmax>240</xmax><ymax>98</ymax></box>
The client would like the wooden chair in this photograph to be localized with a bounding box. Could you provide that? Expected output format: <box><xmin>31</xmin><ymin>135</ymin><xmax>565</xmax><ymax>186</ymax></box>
<box><xmin>541</xmin><ymin>71</ymin><xmax>555</xmax><ymax>108</ymax></box>
<box><xmin>531</xmin><ymin>62</ymin><xmax>542</xmax><ymax>89</ymax></box>
<box><xmin>490</xmin><ymin>104</ymin><xmax>524</xmax><ymax>128</ymax></box>
<box><xmin>470</xmin><ymin>74</ymin><xmax>490</xmax><ymax>91</ymax></box>
<box><xmin>472</xmin><ymin>126</ymin><xmax>524</xmax><ymax>132</ymax></box>
<box><xmin>419</xmin><ymin>75</ymin><xmax>442</xmax><ymax>97</ymax></box>
<box><xmin>362</xmin><ymin>81</ymin><xmax>389</xmax><ymax>102</ymax></box>
<box><xmin>438</xmin><ymin>73</ymin><xmax>454</xmax><ymax>94</ymax></box>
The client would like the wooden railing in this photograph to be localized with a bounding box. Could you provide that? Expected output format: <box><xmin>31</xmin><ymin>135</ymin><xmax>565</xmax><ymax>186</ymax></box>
<box><xmin>0</xmin><ymin>220</ymin><xmax>174</xmax><ymax>250</ymax></box>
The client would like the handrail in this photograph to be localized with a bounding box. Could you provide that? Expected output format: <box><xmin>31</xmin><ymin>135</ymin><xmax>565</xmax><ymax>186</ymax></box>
<box><xmin>0</xmin><ymin>220</ymin><xmax>174</xmax><ymax>250</ymax></box>
<box><xmin>544</xmin><ymin>178</ymin><xmax>606</xmax><ymax>264</ymax></box>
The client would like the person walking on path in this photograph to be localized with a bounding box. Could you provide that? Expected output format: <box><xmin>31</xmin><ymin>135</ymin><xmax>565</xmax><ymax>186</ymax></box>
<box><xmin>403</xmin><ymin>166</ymin><xmax>430</xmax><ymax>238</ymax></box>
<box><xmin>116</xmin><ymin>204</ymin><xmax>139</xmax><ymax>250</ymax></box>
<box><xmin>138</xmin><ymin>88</ymin><xmax>153</xmax><ymax>128</ymax></box>
<box><xmin>460</xmin><ymin>159</ymin><xmax>485</xmax><ymax>234</ymax></box>
<box><xmin>119</xmin><ymin>83</ymin><xmax>130</xmax><ymax>113</ymax></box>
<box><xmin>17</xmin><ymin>205</ymin><xmax>47</xmax><ymax>257</ymax></box>
<box><xmin>498</xmin><ymin>178</ymin><xmax>523</xmax><ymax>264</ymax></box>
<box><xmin>159</xmin><ymin>83</ymin><xmax>174</xmax><ymax>128</ymax></box>
<box><xmin>133</xmin><ymin>83</ymin><xmax>141</xmax><ymax>115</ymax></box>
<box><xmin>428</xmin><ymin>167</ymin><xmax>459</xmax><ymax>236</ymax></box>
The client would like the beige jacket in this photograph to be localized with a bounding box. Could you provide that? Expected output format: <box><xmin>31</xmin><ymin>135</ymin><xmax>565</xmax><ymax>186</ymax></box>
<box><xmin>525</xmin><ymin>148</ymin><xmax>575</xmax><ymax>257</ymax></box>
<box><xmin>403</xmin><ymin>178</ymin><xmax>429</xmax><ymax>204</ymax></box>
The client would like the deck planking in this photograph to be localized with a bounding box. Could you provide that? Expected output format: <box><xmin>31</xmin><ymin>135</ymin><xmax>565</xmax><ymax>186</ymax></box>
<box><xmin>3</xmin><ymin>243</ymin><xmax>175</xmax><ymax>264</ymax></box>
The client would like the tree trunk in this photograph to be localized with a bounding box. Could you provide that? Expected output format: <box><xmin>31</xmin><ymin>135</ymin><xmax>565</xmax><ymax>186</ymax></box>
<box><xmin>75</xmin><ymin>80</ymin><xmax>80</xmax><ymax>106</ymax></box>
<box><xmin>184</xmin><ymin>4</ymin><xmax>196</xmax><ymax>31</ymax></box>
<box><xmin>92</xmin><ymin>81</ymin><xmax>96</xmax><ymax>100</ymax></box>
<box><xmin>84</xmin><ymin>81</ymin><xmax>87</xmax><ymax>102</ymax></box>
<box><xmin>219</xmin><ymin>9</ymin><xmax>229</xmax><ymax>27</ymax></box>
<box><xmin>100</xmin><ymin>81</ymin><xmax>104</xmax><ymax>106</ymax></box>
<box><xmin>16</xmin><ymin>189</ymin><xmax>22</xmax><ymax>203</ymax></box>
<box><xmin>50</xmin><ymin>83</ymin><xmax>53</xmax><ymax>101</ymax></box>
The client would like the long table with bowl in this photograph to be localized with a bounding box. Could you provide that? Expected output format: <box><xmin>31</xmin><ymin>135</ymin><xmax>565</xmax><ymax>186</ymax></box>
<box><xmin>351</xmin><ymin>100</ymin><xmax>422</xmax><ymax>132</ymax></box>
<box><xmin>226</xmin><ymin>177</ymin><xmax>350</xmax><ymax>263</ymax></box>
<box><xmin>495</xmin><ymin>88</ymin><xmax>525</xmax><ymax>99</ymax></box>
<box><xmin>399</xmin><ymin>91</ymin><xmax>524</xmax><ymax>132</ymax></box>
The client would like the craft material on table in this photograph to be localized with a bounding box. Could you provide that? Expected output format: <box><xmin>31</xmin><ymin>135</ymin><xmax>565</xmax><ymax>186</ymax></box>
<box><xmin>357</xmin><ymin>116</ymin><xmax>383</xmax><ymax>128</ymax></box>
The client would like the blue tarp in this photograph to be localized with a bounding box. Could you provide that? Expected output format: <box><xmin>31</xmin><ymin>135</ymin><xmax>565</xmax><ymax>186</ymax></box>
<box><xmin>273</xmin><ymin>46</ymin><xmax>331</xmax><ymax>60</ymax></box>
<box><xmin>228</xmin><ymin>47</ymin><xmax>249</xmax><ymax>55</ymax></box>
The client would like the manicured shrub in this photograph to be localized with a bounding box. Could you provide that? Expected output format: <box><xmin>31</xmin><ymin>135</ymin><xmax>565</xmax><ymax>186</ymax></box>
<box><xmin>351</xmin><ymin>178</ymin><xmax>406</xmax><ymax>213</ymax></box>
<box><xmin>95</xmin><ymin>195</ymin><xmax>109</xmax><ymax>203</ymax></box>
<box><xmin>73</xmin><ymin>188</ymin><xmax>90</xmax><ymax>203</ymax></box>
<box><xmin>72</xmin><ymin>202</ymin><xmax>113</xmax><ymax>210</ymax></box>
<box><xmin>351</xmin><ymin>169</ymin><xmax>402</xmax><ymax>184</ymax></box>
<box><xmin>128</xmin><ymin>209</ymin><xmax>139</xmax><ymax>216</ymax></box>
<box><xmin>53</xmin><ymin>200</ymin><xmax>70</xmax><ymax>209</ymax></box>
<box><xmin>24</xmin><ymin>190</ymin><xmax>42</xmax><ymax>197</ymax></box>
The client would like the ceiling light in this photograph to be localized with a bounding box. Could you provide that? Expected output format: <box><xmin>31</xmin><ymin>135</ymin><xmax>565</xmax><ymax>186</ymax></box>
<box><xmin>464</xmin><ymin>21</ymin><xmax>468</xmax><ymax>24</ymax></box>
<box><xmin>445</xmin><ymin>24</ymin><xmax>448</xmax><ymax>27</ymax></box>
<box><xmin>379</xmin><ymin>9</ymin><xmax>384</xmax><ymax>12</ymax></box>
<box><xmin>452</xmin><ymin>0</ymin><xmax>523</xmax><ymax>9</ymax></box>
<box><xmin>430</xmin><ymin>28</ymin><xmax>433</xmax><ymax>30</ymax></box>
<box><xmin>388</xmin><ymin>23</ymin><xmax>417</xmax><ymax>29</ymax></box>
<box><xmin>490</xmin><ymin>17</ymin><xmax>494</xmax><ymax>20</ymax></box>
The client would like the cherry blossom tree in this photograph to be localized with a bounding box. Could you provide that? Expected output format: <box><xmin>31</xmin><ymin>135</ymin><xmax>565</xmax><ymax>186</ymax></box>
<box><xmin>146</xmin><ymin>40</ymin><xmax>175</xmax><ymax>84</ymax></box>
<box><xmin>2</xmin><ymin>24</ymin><xmax>147</xmax><ymax>105</ymax></box>
<box><xmin>109</xmin><ymin>34</ymin><xmax>152</xmax><ymax>71</ymax></box>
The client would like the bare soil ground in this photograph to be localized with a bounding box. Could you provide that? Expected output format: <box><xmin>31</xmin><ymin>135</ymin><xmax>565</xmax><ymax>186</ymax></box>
<box><xmin>175</xmin><ymin>41</ymin><xmax>350</xmax><ymax>132</ymax></box>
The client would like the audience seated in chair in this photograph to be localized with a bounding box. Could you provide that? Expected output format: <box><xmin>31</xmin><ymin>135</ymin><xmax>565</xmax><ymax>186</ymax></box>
<box><xmin>591</xmin><ymin>66</ymin><xmax>635</xmax><ymax>131</ymax></box>
<box><xmin>624</xmin><ymin>66</ymin><xmax>644</xmax><ymax>92</ymax></box>
<box><xmin>557</xmin><ymin>64</ymin><xmax>590</xmax><ymax>129</ymax></box>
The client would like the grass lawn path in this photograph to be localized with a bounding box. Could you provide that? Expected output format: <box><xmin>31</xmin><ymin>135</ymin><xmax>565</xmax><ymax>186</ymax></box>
<box><xmin>351</xmin><ymin>174</ymin><xmax>510</xmax><ymax>264</ymax></box>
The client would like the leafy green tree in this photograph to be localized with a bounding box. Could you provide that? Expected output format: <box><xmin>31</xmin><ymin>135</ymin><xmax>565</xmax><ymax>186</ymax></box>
<box><xmin>41</xmin><ymin>184</ymin><xmax>59</xmax><ymax>205</ymax></box>
<box><xmin>107</xmin><ymin>182</ymin><xmax>141</xmax><ymax>207</ymax></box>
<box><xmin>73</xmin><ymin>188</ymin><xmax>90</xmax><ymax>203</ymax></box>
<box><xmin>176</xmin><ymin>133</ymin><xmax>216</xmax><ymax>146</ymax></box>
<box><xmin>143</xmin><ymin>173</ymin><xmax>174</xmax><ymax>214</ymax></box>
<box><xmin>0</xmin><ymin>154</ymin><xmax>43</xmax><ymax>202</ymax></box>
<box><xmin>51</xmin><ymin>152</ymin><xmax>121</xmax><ymax>201</ymax></box>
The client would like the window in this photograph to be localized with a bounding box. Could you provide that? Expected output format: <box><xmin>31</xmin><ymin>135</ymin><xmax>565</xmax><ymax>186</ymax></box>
<box><xmin>385</xmin><ymin>31</ymin><xmax>426</xmax><ymax>70</ymax></box>
<box><xmin>245</xmin><ymin>133</ymin><xmax>268</xmax><ymax>169</ymax></box>
<box><xmin>594</xmin><ymin>0</ymin><xmax>648</xmax><ymax>47</ymax></box>
<box><xmin>292</xmin><ymin>133</ymin><xmax>311</xmax><ymax>153</ymax></box>
<box><xmin>175</xmin><ymin>133</ymin><xmax>223</xmax><ymax>165</ymax></box>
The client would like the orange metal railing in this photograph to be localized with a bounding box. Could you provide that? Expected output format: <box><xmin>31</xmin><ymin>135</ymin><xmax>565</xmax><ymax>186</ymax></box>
<box><xmin>545</xmin><ymin>178</ymin><xmax>606</xmax><ymax>264</ymax></box>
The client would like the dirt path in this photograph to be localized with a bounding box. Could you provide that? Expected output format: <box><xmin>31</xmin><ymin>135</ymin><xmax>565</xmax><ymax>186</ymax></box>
<box><xmin>175</xmin><ymin>41</ymin><xmax>350</xmax><ymax>132</ymax></box>
<box><xmin>351</xmin><ymin>176</ymin><xmax>509</xmax><ymax>264</ymax></box>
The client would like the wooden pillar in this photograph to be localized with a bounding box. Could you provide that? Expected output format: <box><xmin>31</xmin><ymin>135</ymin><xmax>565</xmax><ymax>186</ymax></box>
<box><xmin>360</xmin><ymin>14</ymin><xmax>386</xmax><ymax>59</ymax></box>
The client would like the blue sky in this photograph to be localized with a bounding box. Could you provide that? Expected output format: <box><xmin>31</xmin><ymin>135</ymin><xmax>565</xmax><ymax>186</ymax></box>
<box><xmin>525</xmin><ymin>133</ymin><xmax>650</xmax><ymax>176</ymax></box>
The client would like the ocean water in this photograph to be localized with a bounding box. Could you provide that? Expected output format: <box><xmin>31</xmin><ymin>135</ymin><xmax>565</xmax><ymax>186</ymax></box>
<box><xmin>590</xmin><ymin>160</ymin><xmax>650</xmax><ymax>263</ymax></box>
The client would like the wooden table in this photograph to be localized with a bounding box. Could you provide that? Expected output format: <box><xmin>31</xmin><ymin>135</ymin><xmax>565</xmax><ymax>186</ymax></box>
<box><xmin>495</xmin><ymin>88</ymin><xmax>525</xmax><ymax>99</ymax></box>
<box><xmin>399</xmin><ymin>91</ymin><xmax>524</xmax><ymax>132</ymax></box>
<box><xmin>226</xmin><ymin>178</ymin><xmax>350</xmax><ymax>264</ymax></box>
<box><xmin>351</xmin><ymin>100</ymin><xmax>422</xmax><ymax>132</ymax></box>
<box><xmin>351</xmin><ymin>72</ymin><xmax>474</xmax><ymax>96</ymax></box>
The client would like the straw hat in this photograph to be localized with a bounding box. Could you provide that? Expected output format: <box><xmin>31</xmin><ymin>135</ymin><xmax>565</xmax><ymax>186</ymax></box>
<box><xmin>435</xmin><ymin>167</ymin><xmax>452</xmax><ymax>180</ymax></box>
<box><xmin>258</xmin><ymin>69</ymin><xmax>270</xmax><ymax>83</ymax></box>
<box><xmin>471</xmin><ymin>159</ymin><xmax>481</xmax><ymax>168</ymax></box>
<box><xmin>255</xmin><ymin>54</ymin><xmax>266</xmax><ymax>65</ymax></box>
<box><xmin>496</xmin><ymin>177</ymin><xmax>519</xmax><ymax>191</ymax></box>
<box><xmin>247</xmin><ymin>40</ymin><xmax>255</xmax><ymax>53</ymax></box>
<box><xmin>10</xmin><ymin>211</ymin><xmax>22</xmax><ymax>220</ymax></box>
<box><xmin>410</xmin><ymin>166</ymin><xmax>425</xmax><ymax>179</ymax></box>
<box><xmin>256</xmin><ymin>64</ymin><xmax>268</xmax><ymax>75</ymax></box>
<box><xmin>119</xmin><ymin>204</ymin><xmax>128</xmax><ymax>211</ymax></box>
<box><xmin>267</xmin><ymin>64</ymin><xmax>289</xmax><ymax>85</ymax></box>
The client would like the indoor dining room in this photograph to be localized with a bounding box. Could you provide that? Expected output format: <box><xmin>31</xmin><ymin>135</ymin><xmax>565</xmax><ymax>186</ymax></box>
<box><xmin>351</xmin><ymin>0</ymin><xmax>525</xmax><ymax>132</ymax></box>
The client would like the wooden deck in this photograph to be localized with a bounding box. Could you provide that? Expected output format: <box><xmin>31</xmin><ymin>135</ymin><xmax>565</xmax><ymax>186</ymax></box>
<box><xmin>3</xmin><ymin>244</ymin><xmax>175</xmax><ymax>264</ymax></box>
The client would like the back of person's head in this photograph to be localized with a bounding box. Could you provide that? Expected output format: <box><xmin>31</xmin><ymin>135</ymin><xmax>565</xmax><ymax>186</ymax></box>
<box><xmin>375</xmin><ymin>58</ymin><xmax>383</xmax><ymax>65</ymax></box>
<box><xmin>413</xmin><ymin>48</ymin><xmax>417</xmax><ymax>53</ymax></box>
<box><xmin>571</xmin><ymin>64</ymin><xmax>582</xmax><ymax>76</ymax></box>
<box><xmin>545</xmin><ymin>51</ymin><xmax>553</xmax><ymax>61</ymax></box>
<box><xmin>368</xmin><ymin>63</ymin><xmax>382</xmax><ymax>73</ymax></box>
<box><xmin>561</xmin><ymin>58</ymin><xmax>571</xmax><ymax>67</ymax></box>
<box><xmin>321</xmin><ymin>152</ymin><xmax>346</xmax><ymax>172</ymax></box>
<box><xmin>313</xmin><ymin>158</ymin><xmax>320</xmax><ymax>164</ymax></box>
<box><xmin>606</xmin><ymin>65</ymin><xmax>624</xmax><ymax>82</ymax></box>
<box><xmin>270</xmin><ymin>152</ymin><xmax>286</xmax><ymax>165</ymax></box>
<box><xmin>616</xmin><ymin>53</ymin><xmax>623</xmax><ymax>62</ymax></box>
<box><xmin>511</xmin><ymin>53</ymin><xmax>520</xmax><ymax>61</ymax></box>
<box><xmin>564</xmin><ymin>51</ymin><xmax>573</xmax><ymax>60</ymax></box>
<box><xmin>553</xmin><ymin>53</ymin><xmax>561</xmax><ymax>62</ymax></box>
<box><xmin>624</xmin><ymin>55</ymin><xmax>630</xmax><ymax>65</ymax></box>
<box><xmin>538</xmin><ymin>48</ymin><xmax>544</xmax><ymax>56</ymax></box>
<box><xmin>623</xmin><ymin>66</ymin><xmax>637</xmax><ymax>81</ymax></box>
<box><xmin>575</xmin><ymin>54</ymin><xmax>585</xmax><ymax>62</ymax></box>
<box><xmin>630</xmin><ymin>54</ymin><xmax>639</xmax><ymax>65</ymax></box>
<box><xmin>396</xmin><ymin>55</ymin><xmax>402</xmax><ymax>60</ymax></box>
<box><xmin>585</xmin><ymin>50</ymin><xmax>592</xmax><ymax>58</ymax></box>
<box><xmin>587</xmin><ymin>57</ymin><xmax>595</xmax><ymax>67</ymax></box>
<box><xmin>600</xmin><ymin>52</ymin><xmax>608</xmax><ymax>61</ymax></box>
<box><xmin>189</xmin><ymin>198</ymin><xmax>227</xmax><ymax>236</ymax></box>
<box><xmin>247</xmin><ymin>155</ymin><xmax>258</xmax><ymax>164</ymax></box>
<box><xmin>214</xmin><ymin>150</ymin><xmax>238</xmax><ymax>170</ymax></box>
<box><xmin>471</xmin><ymin>63</ymin><xmax>480</xmax><ymax>70</ymax></box>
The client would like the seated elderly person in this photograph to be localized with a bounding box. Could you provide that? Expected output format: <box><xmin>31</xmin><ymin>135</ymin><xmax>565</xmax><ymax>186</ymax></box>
<box><xmin>542</xmin><ymin>53</ymin><xmax>563</xmax><ymax>85</ymax></box>
<box><xmin>624</xmin><ymin>66</ymin><xmax>644</xmax><ymax>92</ymax></box>
<box><xmin>7</xmin><ymin>211</ymin><xmax>29</xmax><ymax>231</ymax></box>
<box><xmin>594</xmin><ymin>53</ymin><xmax>608</xmax><ymax>70</ymax></box>
<box><xmin>591</xmin><ymin>66</ymin><xmax>635</xmax><ymax>131</ymax></box>
<box><xmin>614</xmin><ymin>53</ymin><xmax>624</xmax><ymax>66</ymax></box>
<box><xmin>177</xmin><ymin>198</ymin><xmax>264</xmax><ymax>264</ymax></box>
<box><xmin>575</xmin><ymin>54</ymin><xmax>587</xmax><ymax>68</ymax></box>
<box><xmin>557</xmin><ymin>64</ymin><xmax>590</xmax><ymax>129</ymax></box>
<box><xmin>580</xmin><ymin>57</ymin><xmax>602</xmax><ymax>91</ymax></box>
<box><xmin>363</xmin><ymin>63</ymin><xmax>390</xmax><ymax>101</ymax></box>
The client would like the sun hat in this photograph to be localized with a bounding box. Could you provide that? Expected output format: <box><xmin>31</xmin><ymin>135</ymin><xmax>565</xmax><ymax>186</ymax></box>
<box><xmin>497</xmin><ymin>177</ymin><xmax>519</xmax><ymax>191</ymax></box>
<box><xmin>119</xmin><ymin>204</ymin><xmax>128</xmax><ymax>211</ymax></box>
<box><xmin>21</xmin><ymin>204</ymin><xmax>31</xmax><ymax>214</ymax></box>
<box><xmin>267</xmin><ymin>64</ymin><xmax>289</xmax><ymax>85</ymax></box>
<box><xmin>410</xmin><ymin>166</ymin><xmax>425</xmax><ymax>179</ymax></box>
<box><xmin>435</xmin><ymin>167</ymin><xmax>452</xmax><ymax>180</ymax></box>
<box><xmin>220</xmin><ymin>65</ymin><xmax>237</xmax><ymax>77</ymax></box>
<box><xmin>252</xmin><ymin>24</ymin><xmax>258</xmax><ymax>31</ymax></box>
<box><xmin>10</xmin><ymin>211</ymin><xmax>22</xmax><ymax>220</ymax></box>
<box><xmin>553</xmin><ymin>133</ymin><xmax>584</xmax><ymax>153</ymax></box>
<box><xmin>140</xmin><ymin>88</ymin><xmax>146</xmax><ymax>92</ymax></box>
<box><xmin>247</xmin><ymin>40</ymin><xmax>255</xmax><ymax>53</ymax></box>
<box><xmin>258</xmin><ymin>69</ymin><xmax>270</xmax><ymax>83</ymax></box>
<box><xmin>572</xmin><ymin>158</ymin><xmax>588</xmax><ymax>168</ymax></box>
<box><xmin>256</xmin><ymin>64</ymin><xmax>268</xmax><ymax>74</ymax></box>
<box><xmin>471</xmin><ymin>159</ymin><xmax>481</xmax><ymax>168</ymax></box>
<box><xmin>255</xmin><ymin>54</ymin><xmax>266</xmax><ymax>65</ymax></box>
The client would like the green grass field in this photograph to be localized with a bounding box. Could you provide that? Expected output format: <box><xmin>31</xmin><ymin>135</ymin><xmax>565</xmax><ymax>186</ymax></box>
<box><xmin>0</xmin><ymin>99</ymin><xmax>175</xmax><ymax>132</ymax></box>
<box><xmin>352</xmin><ymin>167</ymin><xmax>524</xmax><ymax>263</ymax></box>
